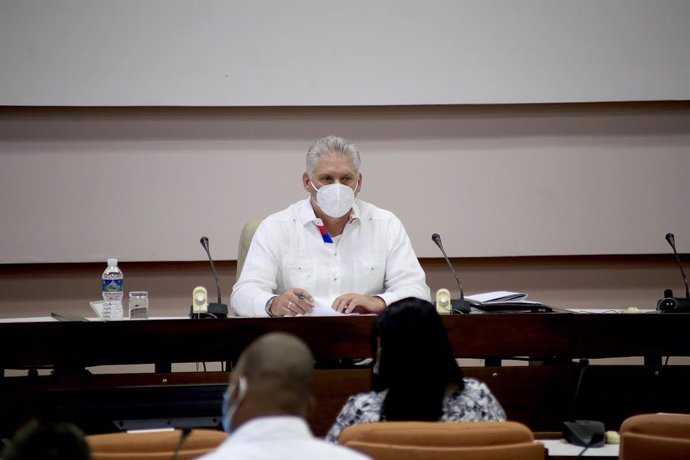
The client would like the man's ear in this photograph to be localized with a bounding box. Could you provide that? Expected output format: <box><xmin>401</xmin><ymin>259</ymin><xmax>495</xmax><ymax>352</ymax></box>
<box><xmin>356</xmin><ymin>173</ymin><xmax>363</xmax><ymax>194</ymax></box>
<box><xmin>302</xmin><ymin>172</ymin><xmax>311</xmax><ymax>192</ymax></box>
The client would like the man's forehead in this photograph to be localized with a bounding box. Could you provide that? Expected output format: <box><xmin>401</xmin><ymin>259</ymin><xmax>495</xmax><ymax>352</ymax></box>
<box><xmin>313</xmin><ymin>153</ymin><xmax>357</xmax><ymax>173</ymax></box>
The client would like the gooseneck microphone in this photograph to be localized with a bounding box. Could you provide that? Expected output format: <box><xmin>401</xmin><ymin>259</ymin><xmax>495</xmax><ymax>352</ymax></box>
<box><xmin>562</xmin><ymin>359</ymin><xmax>605</xmax><ymax>450</ymax></box>
<box><xmin>431</xmin><ymin>233</ymin><xmax>474</xmax><ymax>314</ymax></box>
<box><xmin>171</xmin><ymin>428</ymin><xmax>192</xmax><ymax>460</ymax></box>
<box><xmin>192</xmin><ymin>236</ymin><xmax>228</xmax><ymax>318</ymax></box>
<box><xmin>201</xmin><ymin>236</ymin><xmax>223</xmax><ymax>305</ymax></box>
<box><xmin>666</xmin><ymin>233</ymin><xmax>689</xmax><ymax>299</ymax></box>
<box><xmin>658</xmin><ymin>233</ymin><xmax>690</xmax><ymax>313</ymax></box>
<box><xmin>656</xmin><ymin>233</ymin><xmax>690</xmax><ymax>313</ymax></box>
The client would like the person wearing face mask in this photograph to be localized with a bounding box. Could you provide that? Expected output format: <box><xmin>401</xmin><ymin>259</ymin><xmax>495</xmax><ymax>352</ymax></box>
<box><xmin>197</xmin><ymin>332</ymin><xmax>370</xmax><ymax>460</ymax></box>
<box><xmin>231</xmin><ymin>135</ymin><xmax>430</xmax><ymax>317</ymax></box>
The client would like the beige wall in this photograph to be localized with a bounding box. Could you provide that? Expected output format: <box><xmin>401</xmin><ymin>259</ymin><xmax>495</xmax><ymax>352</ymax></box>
<box><xmin>2</xmin><ymin>103</ymin><xmax>690</xmax><ymax>264</ymax></box>
<box><xmin>2</xmin><ymin>1</ymin><xmax>689</xmax><ymax>106</ymax></box>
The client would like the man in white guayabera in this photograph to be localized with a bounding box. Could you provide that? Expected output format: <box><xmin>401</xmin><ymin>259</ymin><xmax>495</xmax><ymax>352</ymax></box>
<box><xmin>231</xmin><ymin>135</ymin><xmax>430</xmax><ymax>317</ymax></box>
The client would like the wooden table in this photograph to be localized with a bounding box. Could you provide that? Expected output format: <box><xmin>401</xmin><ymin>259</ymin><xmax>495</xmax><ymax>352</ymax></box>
<box><xmin>1</xmin><ymin>312</ymin><xmax>689</xmax><ymax>438</ymax></box>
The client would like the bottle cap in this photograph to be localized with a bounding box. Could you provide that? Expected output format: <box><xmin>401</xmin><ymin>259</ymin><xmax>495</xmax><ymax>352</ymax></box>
<box><xmin>107</xmin><ymin>258</ymin><xmax>118</xmax><ymax>266</ymax></box>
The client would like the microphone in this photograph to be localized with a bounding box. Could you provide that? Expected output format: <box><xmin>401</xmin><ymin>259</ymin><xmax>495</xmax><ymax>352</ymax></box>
<box><xmin>657</xmin><ymin>233</ymin><xmax>690</xmax><ymax>312</ymax></box>
<box><xmin>171</xmin><ymin>428</ymin><xmax>192</xmax><ymax>460</ymax></box>
<box><xmin>190</xmin><ymin>236</ymin><xmax>228</xmax><ymax>318</ymax></box>
<box><xmin>431</xmin><ymin>233</ymin><xmax>474</xmax><ymax>314</ymax></box>
<box><xmin>201</xmin><ymin>236</ymin><xmax>223</xmax><ymax>305</ymax></box>
<box><xmin>562</xmin><ymin>358</ymin><xmax>605</xmax><ymax>448</ymax></box>
<box><xmin>666</xmin><ymin>233</ymin><xmax>689</xmax><ymax>299</ymax></box>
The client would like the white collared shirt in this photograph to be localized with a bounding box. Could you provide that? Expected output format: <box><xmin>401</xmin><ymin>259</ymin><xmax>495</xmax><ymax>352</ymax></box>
<box><xmin>231</xmin><ymin>198</ymin><xmax>431</xmax><ymax>317</ymax></box>
<box><xmin>197</xmin><ymin>416</ymin><xmax>370</xmax><ymax>460</ymax></box>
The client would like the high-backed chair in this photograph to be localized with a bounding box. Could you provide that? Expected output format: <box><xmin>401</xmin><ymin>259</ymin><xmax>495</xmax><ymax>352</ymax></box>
<box><xmin>619</xmin><ymin>413</ymin><xmax>690</xmax><ymax>460</ymax></box>
<box><xmin>338</xmin><ymin>421</ymin><xmax>545</xmax><ymax>460</ymax></box>
<box><xmin>236</xmin><ymin>218</ymin><xmax>263</xmax><ymax>282</ymax></box>
<box><xmin>87</xmin><ymin>429</ymin><xmax>227</xmax><ymax>460</ymax></box>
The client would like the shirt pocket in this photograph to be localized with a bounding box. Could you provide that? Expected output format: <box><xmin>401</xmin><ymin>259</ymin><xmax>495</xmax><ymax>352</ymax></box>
<box><xmin>354</xmin><ymin>253</ymin><xmax>386</xmax><ymax>295</ymax></box>
<box><xmin>280</xmin><ymin>254</ymin><xmax>314</xmax><ymax>290</ymax></box>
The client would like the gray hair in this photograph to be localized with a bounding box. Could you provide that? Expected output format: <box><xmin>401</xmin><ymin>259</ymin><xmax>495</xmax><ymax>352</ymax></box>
<box><xmin>306</xmin><ymin>135</ymin><xmax>361</xmax><ymax>176</ymax></box>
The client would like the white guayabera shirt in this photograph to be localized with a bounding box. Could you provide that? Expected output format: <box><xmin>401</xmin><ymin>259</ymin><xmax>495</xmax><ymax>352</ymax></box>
<box><xmin>231</xmin><ymin>198</ymin><xmax>430</xmax><ymax>317</ymax></box>
<box><xmin>197</xmin><ymin>416</ymin><xmax>371</xmax><ymax>460</ymax></box>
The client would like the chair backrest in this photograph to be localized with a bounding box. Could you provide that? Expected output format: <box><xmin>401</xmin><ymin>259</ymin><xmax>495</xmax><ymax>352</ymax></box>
<box><xmin>619</xmin><ymin>432</ymin><xmax>690</xmax><ymax>460</ymax></box>
<box><xmin>620</xmin><ymin>413</ymin><xmax>690</xmax><ymax>438</ymax></box>
<box><xmin>339</xmin><ymin>421</ymin><xmax>544</xmax><ymax>460</ymax></box>
<box><xmin>619</xmin><ymin>413</ymin><xmax>690</xmax><ymax>460</ymax></box>
<box><xmin>236</xmin><ymin>218</ymin><xmax>263</xmax><ymax>281</ymax></box>
<box><xmin>343</xmin><ymin>441</ymin><xmax>544</xmax><ymax>460</ymax></box>
<box><xmin>87</xmin><ymin>429</ymin><xmax>228</xmax><ymax>460</ymax></box>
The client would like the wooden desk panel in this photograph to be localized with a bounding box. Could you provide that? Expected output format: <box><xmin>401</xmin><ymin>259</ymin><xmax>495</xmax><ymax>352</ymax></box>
<box><xmin>445</xmin><ymin>313</ymin><xmax>574</xmax><ymax>359</ymax></box>
<box><xmin>2</xmin><ymin>312</ymin><xmax>690</xmax><ymax>440</ymax></box>
<box><xmin>0</xmin><ymin>313</ymin><xmax>577</xmax><ymax>371</ymax></box>
<box><xmin>0</xmin><ymin>317</ymin><xmax>375</xmax><ymax>370</ymax></box>
<box><xmin>574</xmin><ymin>313</ymin><xmax>690</xmax><ymax>358</ymax></box>
<box><xmin>0</xmin><ymin>369</ymin><xmax>371</xmax><ymax>438</ymax></box>
<box><xmin>4</xmin><ymin>364</ymin><xmax>688</xmax><ymax>438</ymax></box>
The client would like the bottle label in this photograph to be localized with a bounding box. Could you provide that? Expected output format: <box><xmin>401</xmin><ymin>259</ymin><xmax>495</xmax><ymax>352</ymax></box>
<box><xmin>101</xmin><ymin>300</ymin><xmax>123</xmax><ymax>321</ymax></box>
<box><xmin>102</xmin><ymin>279</ymin><xmax>123</xmax><ymax>292</ymax></box>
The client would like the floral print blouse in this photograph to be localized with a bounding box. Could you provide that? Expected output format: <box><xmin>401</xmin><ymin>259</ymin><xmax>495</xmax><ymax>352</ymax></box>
<box><xmin>325</xmin><ymin>378</ymin><xmax>507</xmax><ymax>443</ymax></box>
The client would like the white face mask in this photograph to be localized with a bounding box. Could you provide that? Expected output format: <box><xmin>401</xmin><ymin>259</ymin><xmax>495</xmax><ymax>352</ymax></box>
<box><xmin>222</xmin><ymin>376</ymin><xmax>247</xmax><ymax>434</ymax></box>
<box><xmin>310</xmin><ymin>181</ymin><xmax>357</xmax><ymax>218</ymax></box>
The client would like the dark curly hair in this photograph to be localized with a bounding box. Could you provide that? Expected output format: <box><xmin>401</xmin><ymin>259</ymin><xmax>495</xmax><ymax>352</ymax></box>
<box><xmin>2</xmin><ymin>419</ymin><xmax>91</xmax><ymax>460</ymax></box>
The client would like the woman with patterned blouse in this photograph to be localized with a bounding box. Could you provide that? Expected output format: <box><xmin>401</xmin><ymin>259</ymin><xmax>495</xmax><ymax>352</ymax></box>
<box><xmin>326</xmin><ymin>297</ymin><xmax>506</xmax><ymax>443</ymax></box>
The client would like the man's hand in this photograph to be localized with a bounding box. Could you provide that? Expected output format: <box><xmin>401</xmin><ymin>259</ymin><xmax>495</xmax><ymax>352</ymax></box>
<box><xmin>332</xmin><ymin>294</ymin><xmax>386</xmax><ymax>314</ymax></box>
<box><xmin>269</xmin><ymin>289</ymin><xmax>315</xmax><ymax>317</ymax></box>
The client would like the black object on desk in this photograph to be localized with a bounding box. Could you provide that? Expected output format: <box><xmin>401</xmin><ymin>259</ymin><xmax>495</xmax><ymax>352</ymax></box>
<box><xmin>471</xmin><ymin>302</ymin><xmax>553</xmax><ymax>313</ymax></box>
<box><xmin>562</xmin><ymin>358</ymin><xmax>606</xmax><ymax>449</ymax></box>
<box><xmin>563</xmin><ymin>420</ymin><xmax>605</xmax><ymax>448</ymax></box>
<box><xmin>51</xmin><ymin>312</ymin><xmax>88</xmax><ymax>322</ymax></box>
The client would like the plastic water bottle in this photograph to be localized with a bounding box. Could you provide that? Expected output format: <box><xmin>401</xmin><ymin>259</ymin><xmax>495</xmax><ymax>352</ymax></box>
<box><xmin>102</xmin><ymin>259</ymin><xmax>124</xmax><ymax>301</ymax></box>
<box><xmin>101</xmin><ymin>259</ymin><xmax>124</xmax><ymax>320</ymax></box>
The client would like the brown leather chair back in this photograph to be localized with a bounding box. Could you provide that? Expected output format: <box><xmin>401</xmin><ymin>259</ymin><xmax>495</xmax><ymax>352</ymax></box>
<box><xmin>87</xmin><ymin>429</ymin><xmax>227</xmax><ymax>460</ymax></box>
<box><xmin>619</xmin><ymin>413</ymin><xmax>690</xmax><ymax>460</ymax></box>
<box><xmin>339</xmin><ymin>421</ymin><xmax>544</xmax><ymax>460</ymax></box>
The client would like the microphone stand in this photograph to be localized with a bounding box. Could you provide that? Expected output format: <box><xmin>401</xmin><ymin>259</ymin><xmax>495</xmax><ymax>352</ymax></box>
<box><xmin>171</xmin><ymin>428</ymin><xmax>192</xmax><ymax>460</ymax></box>
<box><xmin>192</xmin><ymin>236</ymin><xmax>229</xmax><ymax>318</ymax></box>
<box><xmin>562</xmin><ymin>358</ymin><xmax>605</xmax><ymax>448</ymax></box>
<box><xmin>431</xmin><ymin>233</ymin><xmax>476</xmax><ymax>314</ymax></box>
<box><xmin>657</xmin><ymin>233</ymin><xmax>690</xmax><ymax>313</ymax></box>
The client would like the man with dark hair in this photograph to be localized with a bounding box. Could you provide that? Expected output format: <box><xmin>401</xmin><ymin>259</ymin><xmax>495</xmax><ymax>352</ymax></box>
<box><xmin>199</xmin><ymin>332</ymin><xmax>369</xmax><ymax>459</ymax></box>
